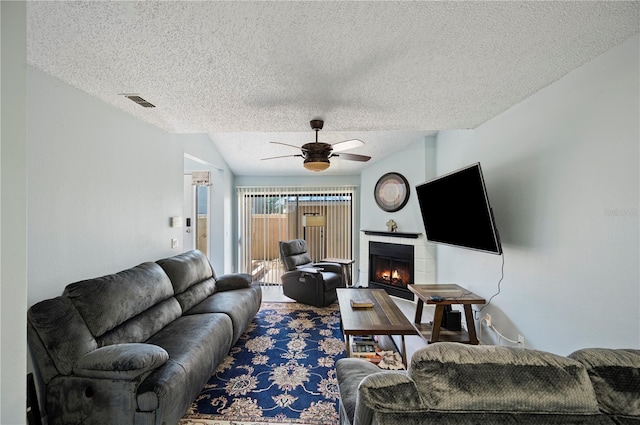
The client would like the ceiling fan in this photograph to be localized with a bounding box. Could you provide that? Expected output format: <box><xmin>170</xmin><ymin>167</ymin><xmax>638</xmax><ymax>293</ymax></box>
<box><xmin>261</xmin><ymin>119</ymin><xmax>371</xmax><ymax>172</ymax></box>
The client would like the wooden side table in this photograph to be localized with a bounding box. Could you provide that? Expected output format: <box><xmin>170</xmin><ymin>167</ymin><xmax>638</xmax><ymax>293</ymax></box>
<box><xmin>322</xmin><ymin>258</ymin><xmax>355</xmax><ymax>287</ymax></box>
<box><xmin>407</xmin><ymin>284</ymin><xmax>486</xmax><ymax>345</ymax></box>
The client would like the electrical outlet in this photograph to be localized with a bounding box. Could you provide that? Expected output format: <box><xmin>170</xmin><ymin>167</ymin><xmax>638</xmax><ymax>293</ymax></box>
<box><xmin>517</xmin><ymin>334</ymin><xmax>525</xmax><ymax>347</ymax></box>
<box><xmin>171</xmin><ymin>238</ymin><xmax>179</xmax><ymax>249</ymax></box>
<box><xmin>484</xmin><ymin>314</ymin><xmax>492</xmax><ymax>327</ymax></box>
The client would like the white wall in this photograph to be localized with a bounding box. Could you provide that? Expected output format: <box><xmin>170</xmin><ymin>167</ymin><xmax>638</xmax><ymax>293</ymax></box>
<box><xmin>436</xmin><ymin>35</ymin><xmax>639</xmax><ymax>355</ymax></box>
<box><xmin>27</xmin><ymin>67</ymin><xmax>186</xmax><ymax>305</ymax></box>
<box><xmin>1</xmin><ymin>2</ymin><xmax>28</xmax><ymax>424</ymax></box>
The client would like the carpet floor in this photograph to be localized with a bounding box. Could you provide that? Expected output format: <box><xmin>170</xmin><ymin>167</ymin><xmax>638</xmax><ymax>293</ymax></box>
<box><xmin>179</xmin><ymin>302</ymin><xmax>346</xmax><ymax>425</ymax></box>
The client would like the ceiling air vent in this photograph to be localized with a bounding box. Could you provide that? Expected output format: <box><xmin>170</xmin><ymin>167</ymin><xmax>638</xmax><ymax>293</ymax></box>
<box><xmin>122</xmin><ymin>94</ymin><xmax>155</xmax><ymax>108</ymax></box>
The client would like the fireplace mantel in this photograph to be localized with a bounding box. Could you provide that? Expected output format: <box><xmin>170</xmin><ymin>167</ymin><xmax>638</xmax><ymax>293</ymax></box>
<box><xmin>361</xmin><ymin>230</ymin><xmax>422</xmax><ymax>239</ymax></box>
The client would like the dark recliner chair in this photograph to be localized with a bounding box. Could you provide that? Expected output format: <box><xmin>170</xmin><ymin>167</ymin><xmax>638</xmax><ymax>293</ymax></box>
<box><xmin>279</xmin><ymin>239</ymin><xmax>345</xmax><ymax>307</ymax></box>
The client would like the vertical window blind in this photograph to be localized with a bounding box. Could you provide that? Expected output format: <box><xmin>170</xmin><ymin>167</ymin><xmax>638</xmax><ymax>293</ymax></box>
<box><xmin>237</xmin><ymin>186</ymin><xmax>356</xmax><ymax>285</ymax></box>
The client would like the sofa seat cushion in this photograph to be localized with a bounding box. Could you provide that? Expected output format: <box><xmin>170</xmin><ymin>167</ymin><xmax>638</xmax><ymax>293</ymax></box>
<box><xmin>184</xmin><ymin>283</ymin><xmax>262</xmax><ymax>345</ymax></box>
<box><xmin>409</xmin><ymin>342</ymin><xmax>600</xmax><ymax>415</ymax></box>
<box><xmin>569</xmin><ymin>348</ymin><xmax>640</xmax><ymax>417</ymax></box>
<box><xmin>136</xmin><ymin>313</ymin><xmax>234</xmax><ymax>424</ymax></box>
<box><xmin>73</xmin><ymin>343</ymin><xmax>168</xmax><ymax>380</ymax></box>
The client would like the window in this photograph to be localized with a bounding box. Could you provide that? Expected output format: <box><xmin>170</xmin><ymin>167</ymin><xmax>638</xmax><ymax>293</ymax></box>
<box><xmin>237</xmin><ymin>186</ymin><xmax>356</xmax><ymax>285</ymax></box>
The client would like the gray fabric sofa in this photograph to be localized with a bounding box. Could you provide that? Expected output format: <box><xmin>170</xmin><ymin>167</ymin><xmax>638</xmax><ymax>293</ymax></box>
<box><xmin>337</xmin><ymin>342</ymin><xmax>640</xmax><ymax>425</ymax></box>
<box><xmin>27</xmin><ymin>249</ymin><xmax>262</xmax><ymax>425</ymax></box>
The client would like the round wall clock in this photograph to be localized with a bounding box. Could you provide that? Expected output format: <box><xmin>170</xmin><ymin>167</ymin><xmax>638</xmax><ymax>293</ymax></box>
<box><xmin>374</xmin><ymin>172</ymin><xmax>410</xmax><ymax>212</ymax></box>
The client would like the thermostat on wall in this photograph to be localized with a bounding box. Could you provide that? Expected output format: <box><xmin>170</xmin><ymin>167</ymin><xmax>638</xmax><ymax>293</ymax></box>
<box><xmin>170</xmin><ymin>216</ymin><xmax>183</xmax><ymax>228</ymax></box>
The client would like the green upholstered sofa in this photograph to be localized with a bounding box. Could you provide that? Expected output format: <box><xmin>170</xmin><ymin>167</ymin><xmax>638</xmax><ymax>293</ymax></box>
<box><xmin>337</xmin><ymin>342</ymin><xmax>639</xmax><ymax>425</ymax></box>
<box><xmin>27</xmin><ymin>249</ymin><xmax>262</xmax><ymax>425</ymax></box>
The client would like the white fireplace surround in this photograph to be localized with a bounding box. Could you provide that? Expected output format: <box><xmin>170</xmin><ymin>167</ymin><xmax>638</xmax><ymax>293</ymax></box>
<box><xmin>358</xmin><ymin>232</ymin><xmax>436</xmax><ymax>290</ymax></box>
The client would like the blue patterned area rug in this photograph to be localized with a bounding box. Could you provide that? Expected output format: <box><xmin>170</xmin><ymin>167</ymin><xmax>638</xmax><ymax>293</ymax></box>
<box><xmin>179</xmin><ymin>302</ymin><xmax>346</xmax><ymax>425</ymax></box>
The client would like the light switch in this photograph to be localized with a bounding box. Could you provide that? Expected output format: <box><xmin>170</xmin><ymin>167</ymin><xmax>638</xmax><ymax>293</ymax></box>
<box><xmin>171</xmin><ymin>238</ymin><xmax>179</xmax><ymax>249</ymax></box>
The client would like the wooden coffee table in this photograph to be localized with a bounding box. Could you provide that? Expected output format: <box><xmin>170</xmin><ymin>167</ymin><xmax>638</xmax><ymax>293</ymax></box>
<box><xmin>337</xmin><ymin>288</ymin><xmax>417</xmax><ymax>365</ymax></box>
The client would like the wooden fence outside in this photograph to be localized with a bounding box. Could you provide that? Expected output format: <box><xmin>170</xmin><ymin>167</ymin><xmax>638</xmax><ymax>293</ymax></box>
<box><xmin>251</xmin><ymin>214</ymin><xmax>289</xmax><ymax>259</ymax></box>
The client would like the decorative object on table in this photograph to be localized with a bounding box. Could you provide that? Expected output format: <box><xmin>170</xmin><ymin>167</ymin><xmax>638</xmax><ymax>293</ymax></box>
<box><xmin>350</xmin><ymin>298</ymin><xmax>374</xmax><ymax>309</ymax></box>
<box><xmin>386</xmin><ymin>219</ymin><xmax>398</xmax><ymax>232</ymax></box>
<box><xmin>179</xmin><ymin>302</ymin><xmax>345</xmax><ymax>425</ymax></box>
<box><xmin>350</xmin><ymin>336</ymin><xmax>380</xmax><ymax>362</ymax></box>
<box><xmin>374</xmin><ymin>172</ymin><xmax>410</xmax><ymax>212</ymax></box>
<box><xmin>377</xmin><ymin>351</ymin><xmax>405</xmax><ymax>370</ymax></box>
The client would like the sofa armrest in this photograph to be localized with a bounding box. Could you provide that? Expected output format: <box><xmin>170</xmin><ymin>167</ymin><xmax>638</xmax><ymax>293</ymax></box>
<box><xmin>215</xmin><ymin>273</ymin><xmax>252</xmax><ymax>291</ymax></box>
<box><xmin>313</xmin><ymin>262</ymin><xmax>342</xmax><ymax>275</ymax></box>
<box><xmin>357</xmin><ymin>369</ymin><xmax>423</xmax><ymax>412</ymax></box>
<box><xmin>337</xmin><ymin>358</ymin><xmax>421</xmax><ymax>425</ymax></box>
<box><xmin>73</xmin><ymin>343</ymin><xmax>168</xmax><ymax>380</ymax></box>
<box><xmin>336</xmin><ymin>359</ymin><xmax>381</xmax><ymax>425</ymax></box>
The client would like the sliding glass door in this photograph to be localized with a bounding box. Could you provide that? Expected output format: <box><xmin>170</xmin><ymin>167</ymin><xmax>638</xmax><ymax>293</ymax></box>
<box><xmin>237</xmin><ymin>186</ymin><xmax>356</xmax><ymax>285</ymax></box>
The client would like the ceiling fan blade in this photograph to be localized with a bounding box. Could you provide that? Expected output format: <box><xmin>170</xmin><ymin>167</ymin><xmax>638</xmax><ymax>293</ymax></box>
<box><xmin>331</xmin><ymin>139</ymin><xmax>364</xmax><ymax>152</ymax></box>
<box><xmin>270</xmin><ymin>141</ymin><xmax>303</xmax><ymax>150</ymax></box>
<box><xmin>261</xmin><ymin>154</ymin><xmax>302</xmax><ymax>161</ymax></box>
<box><xmin>334</xmin><ymin>152</ymin><xmax>371</xmax><ymax>162</ymax></box>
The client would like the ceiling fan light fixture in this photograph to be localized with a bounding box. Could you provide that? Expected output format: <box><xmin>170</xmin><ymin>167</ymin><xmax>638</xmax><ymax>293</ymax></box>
<box><xmin>262</xmin><ymin>118</ymin><xmax>370</xmax><ymax>171</ymax></box>
<box><xmin>303</xmin><ymin>158</ymin><xmax>330</xmax><ymax>172</ymax></box>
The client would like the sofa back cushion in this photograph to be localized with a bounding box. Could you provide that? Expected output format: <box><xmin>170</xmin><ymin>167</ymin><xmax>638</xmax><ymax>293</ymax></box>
<box><xmin>408</xmin><ymin>343</ymin><xmax>600</xmax><ymax>414</ymax></box>
<box><xmin>64</xmin><ymin>262</ymin><xmax>175</xmax><ymax>338</ymax></box>
<box><xmin>279</xmin><ymin>240</ymin><xmax>312</xmax><ymax>271</ymax></box>
<box><xmin>97</xmin><ymin>298</ymin><xmax>182</xmax><ymax>346</ymax></box>
<box><xmin>156</xmin><ymin>250</ymin><xmax>217</xmax><ymax>312</ymax></box>
<box><xmin>569</xmin><ymin>348</ymin><xmax>640</xmax><ymax>417</ymax></box>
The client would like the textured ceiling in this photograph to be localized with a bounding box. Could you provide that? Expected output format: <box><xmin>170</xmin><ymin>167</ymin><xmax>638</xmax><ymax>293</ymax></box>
<box><xmin>27</xmin><ymin>1</ymin><xmax>639</xmax><ymax>176</ymax></box>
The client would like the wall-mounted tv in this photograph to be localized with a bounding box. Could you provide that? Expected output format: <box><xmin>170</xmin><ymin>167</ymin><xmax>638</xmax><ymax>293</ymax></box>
<box><xmin>416</xmin><ymin>163</ymin><xmax>502</xmax><ymax>255</ymax></box>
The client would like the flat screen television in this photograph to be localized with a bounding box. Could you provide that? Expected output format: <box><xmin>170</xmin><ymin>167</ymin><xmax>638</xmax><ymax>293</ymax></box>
<box><xmin>416</xmin><ymin>163</ymin><xmax>502</xmax><ymax>255</ymax></box>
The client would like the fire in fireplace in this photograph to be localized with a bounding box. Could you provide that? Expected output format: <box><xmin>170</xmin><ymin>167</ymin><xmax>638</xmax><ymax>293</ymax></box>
<box><xmin>369</xmin><ymin>241</ymin><xmax>414</xmax><ymax>300</ymax></box>
<box><xmin>373</xmin><ymin>259</ymin><xmax>411</xmax><ymax>286</ymax></box>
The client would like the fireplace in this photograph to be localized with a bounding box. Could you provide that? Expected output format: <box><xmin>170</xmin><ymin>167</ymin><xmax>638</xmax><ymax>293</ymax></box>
<box><xmin>368</xmin><ymin>241</ymin><xmax>414</xmax><ymax>300</ymax></box>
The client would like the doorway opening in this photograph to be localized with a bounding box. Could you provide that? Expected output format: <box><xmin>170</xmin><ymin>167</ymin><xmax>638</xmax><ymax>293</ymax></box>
<box><xmin>183</xmin><ymin>173</ymin><xmax>211</xmax><ymax>256</ymax></box>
